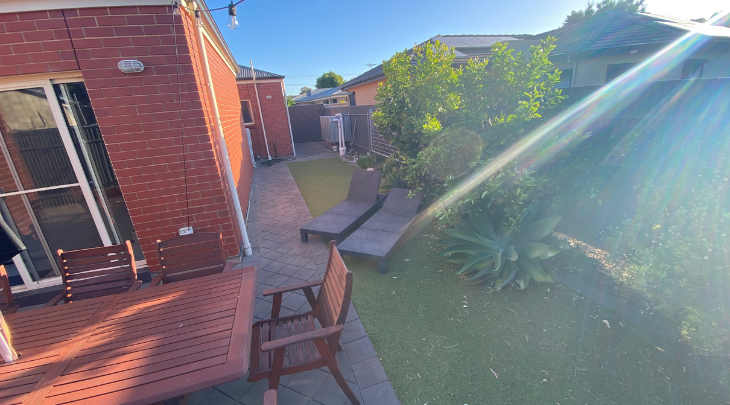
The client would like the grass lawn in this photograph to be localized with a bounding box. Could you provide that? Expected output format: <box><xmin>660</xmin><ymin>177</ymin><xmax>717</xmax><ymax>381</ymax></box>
<box><xmin>287</xmin><ymin>158</ymin><xmax>726</xmax><ymax>405</ymax></box>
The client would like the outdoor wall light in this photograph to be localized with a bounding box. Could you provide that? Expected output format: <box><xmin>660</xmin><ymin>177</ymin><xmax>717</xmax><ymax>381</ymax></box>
<box><xmin>195</xmin><ymin>9</ymin><xmax>203</xmax><ymax>27</ymax></box>
<box><xmin>172</xmin><ymin>1</ymin><xmax>181</xmax><ymax>16</ymax></box>
<box><xmin>118</xmin><ymin>60</ymin><xmax>145</xmax><ymax>74</ymax></box>
<box><xmin>227</xmin><ymin>1</ymin><xmax>239</xmax><ymax>30</ymax></box>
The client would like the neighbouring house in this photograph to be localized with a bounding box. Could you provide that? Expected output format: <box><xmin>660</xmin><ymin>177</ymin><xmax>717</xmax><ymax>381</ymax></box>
<box><xmin>341</xmin><ymin>34</ymin><xmax>537</xmax><ymax>106</ymax></box>
<box><xmin>292</xmin><ymin>87</ymin><xmax>350</xmax><ymax>105</ymax></box>
<box><xmin>538</xmin><ymin>12</ymin><xmax>730</xmax><ymax>89</ymax></box>
<box><xmin>343</xmin><ymin>16</ymin><xmax>730</xmax><ymax>107</ymax></box>
<box><xmin>0</xmin><ymin>0</ymin><xmax>256</xmax><ymax>292</ymax></box>
<box><xmin>236</xmin><ymin>65</ymin><xmax>295</xmax><ymax>158</ymax></box>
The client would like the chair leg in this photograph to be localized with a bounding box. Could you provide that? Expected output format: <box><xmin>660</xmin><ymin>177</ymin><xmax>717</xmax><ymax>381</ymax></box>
<box><xmin>269</xmin><ymin>348</ymin><xmax>286</xmax><ymax>390</ymax></box>
<box><xmin>314</xmin><ymin>339</ymin><xmax>360</xmax><ymax>405</ymax></box>
<box><xmin>378</xmin><ymin>260</ymin><xmax>387</xmax><ymax>274</ymax></box>
<box><xmin>301</xmin><ymin>230</ymin><xmax>308</xmax><ymax>243</ymax></box>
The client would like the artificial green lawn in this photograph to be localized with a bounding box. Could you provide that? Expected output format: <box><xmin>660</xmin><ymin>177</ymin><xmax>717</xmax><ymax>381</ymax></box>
<box><xmin>287</xmin><ymin>158</ymin><xmax>725</xmax><ymax>405</ymax></box>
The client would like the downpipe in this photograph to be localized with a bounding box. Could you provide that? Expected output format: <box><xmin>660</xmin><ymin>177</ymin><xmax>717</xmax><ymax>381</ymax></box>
<box><xmin>193</xmin><ymin>2</ymin><xmax>252</xmax><ymax>256</ymax></box>
<box><xmin>335</xmin><ymin>113</ymin><xmax>346</xmax><ymax>156</ymax></box>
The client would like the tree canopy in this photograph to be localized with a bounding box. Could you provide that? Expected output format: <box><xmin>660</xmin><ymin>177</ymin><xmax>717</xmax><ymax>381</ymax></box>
<box><xmin>315</xmin><ymin>71</ymin><xmax>344</xmax><ymax>89</ymax></box>
<box><xmin>299</xmin><ymin>86</ymin><xmax>312</xmax><ymax>95</ymax></box>
<box><xmin>563</xmin><ymin>0</ymin><xmax>647</xmax><ymax>26</ymax></box>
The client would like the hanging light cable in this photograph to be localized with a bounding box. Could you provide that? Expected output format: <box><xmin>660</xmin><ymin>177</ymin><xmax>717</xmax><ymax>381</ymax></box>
<box><xmin>227</xmin><ymin>1</ymin><xmax>238</xmax><ymax>30</ymax></box>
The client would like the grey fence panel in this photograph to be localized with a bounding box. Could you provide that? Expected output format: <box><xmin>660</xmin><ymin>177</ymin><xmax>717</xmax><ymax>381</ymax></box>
<box><xmin>288</xmin><ymin>104</ymin><xmax>326</xmax><ymax>143</ymax></box>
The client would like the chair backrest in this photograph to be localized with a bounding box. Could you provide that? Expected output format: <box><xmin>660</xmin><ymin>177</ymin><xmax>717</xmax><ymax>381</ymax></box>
<box><xmin>346</xmin><ymin>169</ymin><xmax>381</xmax><ymax>205</ymax></box>
<box><xmin>156</xmin><ymin>232</ymin><xmax>227</xmax><ymax>283</ymax></box>
<box><xmin>57</xmin><ymin>241</ymin><xmax>137</xmax><ymax>304</ymax></box>
<box><xmin>314</xmin><ymin>241</ymin><xmax>353</xmax><ymax>328</ymax></box>
<box><xmin>0</xmin><ymin>265</ymin><xmax>15</xmax><ymax>312</ymax></box>
<box><xmin>379</xmin><ymin>188</ymin><xmax>423</xmax><ymax>218</ymax></box>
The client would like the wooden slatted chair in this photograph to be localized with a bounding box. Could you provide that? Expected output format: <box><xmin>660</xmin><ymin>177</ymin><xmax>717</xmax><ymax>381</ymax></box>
<box><xmin>249</xmin><ymin>241</ymin><xmax>360</xmax><ymax>405</ymax></box>
<box><xmin>46</xmin><ymin>241</ymin><xmax>141</xmax><ymax>306</ymax></box>
<box><xmin>0</xmin><ymin>265</ymin><xmax>18</xmax><ymax>314</ymax></box>
<box><xmin>151</xmin><ymin>232</ymin><xmax>234</xmax><ymax>286</ymax></box>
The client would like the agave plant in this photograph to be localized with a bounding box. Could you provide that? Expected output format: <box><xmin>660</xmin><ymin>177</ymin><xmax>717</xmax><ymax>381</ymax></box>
<box><xmin>437</xmin><ymin>204</ymin><xmax>562</xmax><ymax>290</ymax></box>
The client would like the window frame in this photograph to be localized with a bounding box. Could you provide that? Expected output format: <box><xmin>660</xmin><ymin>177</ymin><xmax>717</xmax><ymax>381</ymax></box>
<box><xmin>556</xmin><ymin>68</ymin><xmax>574</xmax><ymax>89</ymax></box>
<box><xmin>240</xmin><ymin>100</ymin><xmax>254</xmax><ymax>126</ymax></box>
<box><xmin>681</xmin><ymin>59</ymin><xmax>708</xmax><ymax>80</ymax></box>
<box><xmin>605</xmin><ymin>63</ymin><xmax>638</xmax><ymax>83</ymax></box>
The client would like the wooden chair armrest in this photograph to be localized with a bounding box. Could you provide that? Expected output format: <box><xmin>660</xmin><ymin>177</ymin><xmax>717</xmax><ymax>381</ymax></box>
<box><xmin>262</xmin><ymin>279</ymin><xmax>323</xmax><ymax>296</ymax></box>
<box><xmin>45</xmin><ymin>292</ymin><xmax>64</xmax><ymax>307</ymax></box>
<box><xmin>149</xmin><ymin>274</ymin><xmax>163</xmax><ymax>287</ymax></box>
<box><xmin>127</xmin><ymin>280</ymin><xmax>142</xmax><ymax>291</ymax></box>
<box><xmin>260</xmin><ymin>325</ymin><xmax>344</xmax><ymax>352</ymax></box>
<box><xmin>264</xmin><ymin>389</ymin><xmax>277</xmax><ymax>405</ymax></box>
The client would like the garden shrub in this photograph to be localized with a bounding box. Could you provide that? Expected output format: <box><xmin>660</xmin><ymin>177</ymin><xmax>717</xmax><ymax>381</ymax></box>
<box><xmin>355</xmin><ymin>153</ymin><xmax>375</xmax><ymax>169</ymax></box>
<box><xmin>373</xmin><ymin>37</ymin><xmax>566</xmax><ymax>228</ymax></box>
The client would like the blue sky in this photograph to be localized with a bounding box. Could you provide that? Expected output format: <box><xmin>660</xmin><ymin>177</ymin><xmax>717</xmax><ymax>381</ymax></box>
<box><xmin>206</xmin><ymin>0</ymin><xmax>726</xmax><ymax>95</ymax></box>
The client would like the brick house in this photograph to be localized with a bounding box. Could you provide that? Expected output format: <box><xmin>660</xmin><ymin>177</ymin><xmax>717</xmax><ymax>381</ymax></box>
<box><xmin>236</xmin><ymin>65</ymin><xmax>295</xmax><ymax>159</ymax></box>
<box><xmin>0</xmin><ymin>0</ymin><xmax>255</xmax><ymax>292</ymax></box>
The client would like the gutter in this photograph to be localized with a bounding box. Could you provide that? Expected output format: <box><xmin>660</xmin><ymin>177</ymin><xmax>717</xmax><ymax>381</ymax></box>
<box><xmin>193</xmin><ymin>1</ymin><xmax>252</xmax><ymax>256</ymax></box>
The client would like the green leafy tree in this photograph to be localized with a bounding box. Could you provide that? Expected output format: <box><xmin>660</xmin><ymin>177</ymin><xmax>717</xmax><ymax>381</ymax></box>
<box><xmin>315</xmin><ymin>71</ymin><xmax>344</xmax><ymax>88</ymax></box>
<box><xmin>563</xmin><ymin>0</ymin><xmax>647</xmax><ymax>26</ymax></box>
<box><xmin>299</xmin><ymin>86</ymin><xmax>312</xmax><ymax>95</ymax></box>
<box><xmin>373</xmin><ymin>38</ymin><xmax>565</xmax><ymax>228</ymax></box>
<box><xmin>287</xmin><ymin>95</ymin><xmax>296</xmax><ymax>106</ymax></box>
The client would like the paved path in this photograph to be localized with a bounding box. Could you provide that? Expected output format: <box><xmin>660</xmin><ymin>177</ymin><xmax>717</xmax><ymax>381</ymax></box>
<box><xmin>190</xmin><ymin>147</ymin><xmax>399</xmax><ymax>405</ymax></box>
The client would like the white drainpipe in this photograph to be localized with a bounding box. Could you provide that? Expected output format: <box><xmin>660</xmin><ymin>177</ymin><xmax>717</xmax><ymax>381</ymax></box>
<box><xmin>250</xmin><ymin>60</ymin><xmax>271</xmax><ymax>160</ymax></box>
<box><xmin>334</xmin><ymin>113</ymin><xmax>346</xmax><ymax>156</ymax></box>
<box><xmin>193</xmin><ymin>2</ymin><xmax>252</xmax><ymax>256</ymax></box>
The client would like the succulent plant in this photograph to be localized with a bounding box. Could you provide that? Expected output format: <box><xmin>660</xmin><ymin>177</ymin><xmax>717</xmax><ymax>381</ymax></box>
<box><xmin>437</xmin><ymin>202</ymin><xmax>562</xmax><ymax>290</ymax></box>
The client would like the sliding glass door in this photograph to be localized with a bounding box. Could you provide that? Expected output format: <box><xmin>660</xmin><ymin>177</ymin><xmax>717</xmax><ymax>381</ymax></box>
<box><xmin>0</xmin><ymin>79</ymin><xmax>139</xmax><ymax>290</ymax></box>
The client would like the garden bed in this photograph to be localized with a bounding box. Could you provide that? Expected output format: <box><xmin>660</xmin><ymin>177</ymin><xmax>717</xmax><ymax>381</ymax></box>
<box><xmin>288</xmin><ymin>158</ymin><xmax>729</xmax><ymax>405</ymax></box>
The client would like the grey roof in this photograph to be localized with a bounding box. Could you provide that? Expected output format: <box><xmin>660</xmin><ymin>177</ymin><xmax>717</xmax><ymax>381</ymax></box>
<box><xmin>537</xmin><ymin>12</ymin><xmax>730</xmax><ymax>56</ymax></box>
<box><xmin>340</xmin><ymin>65</ymin><xmax>384</xmax><ymax>90</ymax></box>
<box><xmin>236</xmin><ymin>65</ymin><xmax>285</xmax><ymax>80</ymax></box>
<box><xmin>292</xmin><ymin>87</ymin><xmax>349</xmax><ymax>102</ymax></box>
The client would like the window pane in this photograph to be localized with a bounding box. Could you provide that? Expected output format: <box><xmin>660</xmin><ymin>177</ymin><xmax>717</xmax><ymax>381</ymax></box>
<box><xmin>241</xmin><ymin>101</ymin><xmax>253</xmax><ymax>123</ymax></box>
<box><xmin>0</xmin><ymin>88</ymin><xmax>78</xmax><ymax>190</ymax></box>
<box><xmin>605</xmin><ymin>63</ymin><xmax>637</xmax><ymax>83</ymax></box>
<box><xmin>557</xmin><ymin>69</ymin><xmax>573</xmax><ymax>89</ymax></box>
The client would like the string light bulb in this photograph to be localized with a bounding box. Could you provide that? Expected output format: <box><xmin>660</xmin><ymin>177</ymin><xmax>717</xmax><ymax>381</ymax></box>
<box><xmin>195</xmin><ymin>9</ymin><xmax>203</xmax><ymax>27</ymax></box>
<box><xmin>227</xmin><ymin>1</ymin><xmax>238</xmax><ymax>30</ymax></box>
<box><xmin>172</xmin><ymin>1</ymin><xmax>181</xmax><ymax>16</ymax></box>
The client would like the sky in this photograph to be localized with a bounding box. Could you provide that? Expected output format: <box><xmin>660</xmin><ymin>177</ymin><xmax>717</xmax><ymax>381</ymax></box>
<box><xmin>206</xmin><ymin>0</ymin><xmax>727</xmax><ymax>95</ymax></box>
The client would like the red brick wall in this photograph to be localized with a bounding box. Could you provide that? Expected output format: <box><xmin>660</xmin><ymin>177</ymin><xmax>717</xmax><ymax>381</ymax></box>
<box><xmin>0</xmin><ymin>6</ymin><xmax>253</xmax><ymax>269</ymax></box>
<box><xmin>348</xmin><ymin>79</ymin><xmax>384</xmax><ymax>106</ymax></box>
<box><xmin>237</xmin><ymin>81</ymin><xmax>293</xmax><ymax>158</ymax></box>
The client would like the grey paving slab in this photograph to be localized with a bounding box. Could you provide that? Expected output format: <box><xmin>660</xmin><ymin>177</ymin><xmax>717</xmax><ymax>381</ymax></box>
<box><xmin>193</xmin><ymin>157</ymin><xmax>398</xmax><ymax>405</ymax></box>
<box><xmin>360</xmin><ymin>380</ymin><xmax>400</xmax><ymax>405</ymax></box>
<box><xmin>351</xmin><ymin>357</ymin><xmax>388</xmax><ymax>390</ymax></box>
<box><xmin>343</xmin><ymin>337</ymin><xmax>377</xmax><ymax>365</ymax></box>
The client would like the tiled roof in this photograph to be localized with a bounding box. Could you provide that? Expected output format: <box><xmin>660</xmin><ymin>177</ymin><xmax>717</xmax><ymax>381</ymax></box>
<box><xmin>236</xmin><ymin>65</ymin><xmax>285</xmax><ymax>80</ymax></box>
<box><xmin>292</xmin><ymin>87</ymin><xmax>349</xmax><ymax>102</ymax></box>
<box><xmin>537</xmin><ymin>12</ymin><xmax>730</xmax><ymax>56</ymax></box>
